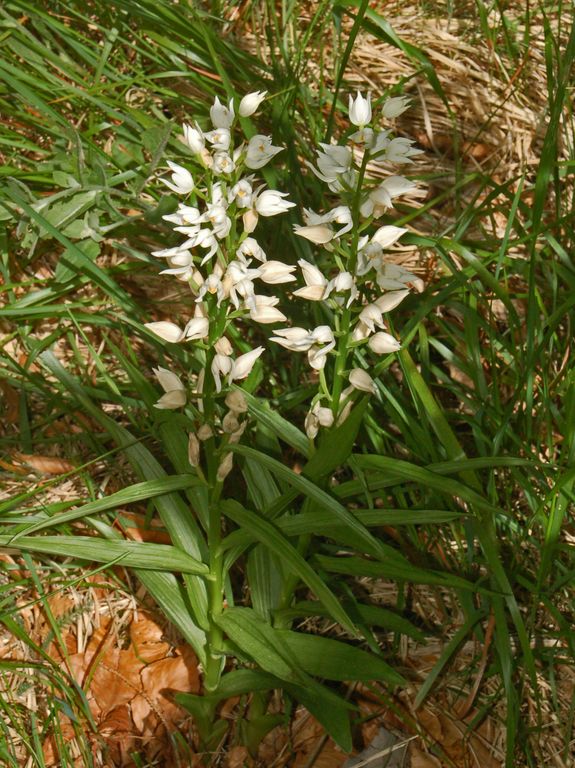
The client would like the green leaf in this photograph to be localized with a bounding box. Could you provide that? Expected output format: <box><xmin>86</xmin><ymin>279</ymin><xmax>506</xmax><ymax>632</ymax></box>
<box><xmin>230</xmin><ymin>444</ymin><xmax>388</xmax><ymax>560</ymax></box>
<box><xmin>10</xmin><ymin>476</ymin><xmax>203</xmax><ymax>540</ymax></box>
<box><xmin>243</xmin><ymin>391</ymin><xmax>310</xmax><ymax>458</ymax></box>
<box><xmin>215</xmin><ymin>608</ymin><xmax>353</xmax><ymax>751</ymax></box>
<box><xmin>221</xmin><ymin>500</ymin><xmax>356</xmax><ymax>634</ymax></box>
<box><xmin>0</xmin><ymin>534</ymin><xmax>209</xmax><ymax>574</ymax></box>
<box><xmin>276</xmin><ymin>630</ymin><xmax>404</xmax><ymax>686</ymax></box>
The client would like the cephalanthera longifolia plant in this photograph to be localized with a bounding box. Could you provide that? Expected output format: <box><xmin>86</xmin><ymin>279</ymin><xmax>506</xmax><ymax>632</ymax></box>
<box><xmin>135</xmin><ymin>89</ymin><xmax>424</xmax><ymax>752</ymax></box>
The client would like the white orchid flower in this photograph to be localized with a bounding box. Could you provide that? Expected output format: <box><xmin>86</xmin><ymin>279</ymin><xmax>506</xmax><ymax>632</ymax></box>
<box><xmin>229</xmin><ymin>346</ymin><xmax>264</xmax><ymax>384</ymax></box>
<box><xmin>230</xmin><ymin>179</ymin><xmax>253</xmax><ymax>208</ymax></box>
<box><xmin>375</xmin><ymin>289</ymin><xmax>410</xmax><ymax>313</ymax></box>
<box><xmin>371</xmin><ymin>225</ymin><xmax>408</xmax><ymax>249</ymax></box>
<box><xmin>375</xmin><ymin>263</ymin><xmax>424</xmax><ymax>292</ymax></box>
<box><xmin>257</xmin><ymin>260</ymin><xmax>296</xmax><ymax>284</ymax></box>
<box><xmin>239</xmin><ymin>90</ymin><xmax>267</xmax><ymax>117</ymax></box>
<box><xmin>382</xmin><ymin>96</ymin><xmax>411</xmax><ymax>119</ymax></box>
<box><xmin>349</xmin><ymin>369</ymin><xmax>376</xmax><ymax>394</ymax></box>
<box><xmin>293</xmin><ymin>259</ymin><xmax>329</xmax><ymax>301</ymax></box>
<box><xmin>361</xmin><ymin>176</ymin><xmax>417</xmax><ymax>217</ymax></box>
<box><xmin>293</xmin><ymin>223</ymin><xmax>334</xmax><ymax>244</ymax></box>
<box><xmin>206</xmin><ymin>203</ymin><xmax>232</xmax><ymax>239</ymax></box>
<box><xmin>212</xmin><ymin>152</ymin><xmax>235</xmax><ymax>175</ymax></box>
<box><xmin>237</xmin><ymin>237</ymin><xmax>266</xmax><ymax>262</ymax></box>
<box><xmin>204</xmin><ymin>128</ymin><xmax>231</xmax><ymax>151</ymax></box>
<box><xmin>145</xmin><ymin>321</ymin><xmax>185</xmax><ymax>343</ymax></box>
<box><xmin>305</xmin><ymin>401</ymin><xmax>334</xmax><ymax>439</ymax></box>
<box><xmin>182</xmin><ymin>122</ymin><xmax>205</xmax><ymax>154</ymax></box>
<box><xmin>184</xmin><ymin>316</ymin><xmax>209</xmax><ymax>340</ymax></box>
<box><xmin>270</xmin><ymin>327</ymin><xmax>316</xmax><ymax>351</ymax></box>
<box><xmin>255</xmin><ymin>189</ymin><xmax>295</xmax><ymax>216</ymax></box>
<box><xmin>210</xmin><ymin>95</ymin><xmax>234</xmax><ymax>129</ymax></box>
<box><xmin>245</xmin><ymin>134</ymin><xmax>283</xmax><ymax>169</ymax></box>
<box><xmin>160</xmin><ymin>161</ymin><xmax>194</xmax><ymax>195</ymax></box>
<box><xmin>349</xmin><ymin>92</ymin><xmax>372</xmax><ymax>127</ymax></box>
<box><xmin>211</xmin><ymin>354</ymin><xmax>233</xmax><ymax>393</ymax></box>
<box><xmin>153</xmin><ymin>367</ymin><xmax>187</xmax><ymax>409</ymax></box>
<box><xmin>368</xmin><ymin>331</ymin><xmax>401</xmax><ymax>354</ymax></box>
<box><xmin>249</xmin><ymin>295</ymin><xmax>287</xmax><ymax>324</ymax></box>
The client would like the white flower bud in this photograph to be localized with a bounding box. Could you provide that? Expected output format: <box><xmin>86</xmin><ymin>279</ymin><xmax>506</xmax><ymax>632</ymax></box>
<box><xmin>375</xmin><ymin>290</ymin><xmax>409</xmax><ymax>313</ymax></box>
<box><xmin>188</xmin><ymin>433</ymin><xmax>200</xmax><ymax>467</ymax></box>
<box><xmin>368</xmin><ymin>332</ymin><xmax>401</xmax><ymax>354</ymax></box>
<box><xmin>182</xmin><ymin>123</ymin><xmax>205</xmax><ymax>154</ymax></box>
<box><xmin>215</xmin><ymin>337</ymin><xmax>233</xmax><ymax>356</ymax></box>
<box><xmin>145</xmin><ymin>321</ymin><xmax>185</xmax><ymax>343</ymax></box>
<box><xmin>239</xmin><ymin>90</ymin><xmax>267</xmax><ymax>117</ymax></box>
<box><xmin>184</xmin><ymin>317</ymin><xmax>209</xmax><ymax>340</ymax></box>
<box><xmin>153</xmin><ymin>367</ymin><xmax>187</xmax><ymax>409</ymax></box>
<box><xmin>382</xmin><ymin>96</ymin><xmax>411</xmax><ymax>119</ymax></box>
<box><xmin>197</xmin><ymin>424</ymin><xmax>213</xmax><ymax>441</ymax></box>
<box><xmin>225</xmin><ymin>390</ymin><xmax>248</xmax><ymax>414</ymax></box>
<box><xmin>293</xmin><ymin>224</ymin><xmax>334</xmax><ymax>244</ymax></box>
<box><xmin>242</xmin><ymin>208</ymin><xmax>259</xmax><ymax>233</ymax></box>
<box><xmin>217</xmin><ymin>452</ymin><xmax>234</xmax><ymax>482</ymax></box>
<box><xmin>160</xmin><ymin>161</ymin><xmax>194</xmax><ymax>195</ymax></box>
<box><xmin>210</xmin><ymin>95</ymin><xmax>234</xmax><ymax>129</ymax></box>
<box><xmin>229</xmin><ymin>347</ymin><xmax>264</xmax><ymax>383</ymax></box>
<box><xmin>349</xmin><ymin>368</ymin><xmax>376</xmax><ymax>394</ymax></box>
<box><xmin>257</xmin><ymin>260</ymin><xmax>296</xmax><ymax>284</ymax></box>
<box><xmin>348</xmin><ymin>92</ymin><xmax>372</xmax><ymax>127</ymax></box>
<box><xmin>371</xmin><ymin>225</ymin><xmax>408</xmax><ymax>249</ymax></box>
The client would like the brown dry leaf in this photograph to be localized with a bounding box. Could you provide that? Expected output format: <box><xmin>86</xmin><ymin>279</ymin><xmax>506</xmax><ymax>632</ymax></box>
<box><xmin>100</xmin><ymin>704</ymin><xmax>137</xmax><ymax>767</ymax></box>
<box><xmin>291</xmin><ymin>709</ymin><xmax>350</xmax><ymax>768</ymax></box>
<box><xmin>129</xmin><ymin>611</ymin><xmax>171</xmax><ymax>663</ymax></box>
<box><xmin>0</xmin><ymin>379</ymin><xmax>20</xmax><ymax>424</ymax></box>
<box><xmin>13</xmin><ymin>452</ymin><xmax>75</xmax><ymax>475</ymax></box>
<box><xmin>409</xmin><ymin>746</ymin><xmax>442</xmax><ymax>767</ymax></box>
<box><xmin>226</xmin><ymin>745</ymin><xmax>253</xmax><ymax>768</ymax></box>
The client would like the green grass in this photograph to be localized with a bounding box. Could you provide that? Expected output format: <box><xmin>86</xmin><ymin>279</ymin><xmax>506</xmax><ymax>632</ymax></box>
<box><xmin>1</xmin><ymin>0</ymin><xmax>574</xmax><ymax>766</ymax></box>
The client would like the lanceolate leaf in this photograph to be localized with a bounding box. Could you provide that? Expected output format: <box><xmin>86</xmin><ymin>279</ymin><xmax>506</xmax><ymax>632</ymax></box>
<box><xmin>215</xmin><ymin>607</ymin><xmax>354</xmax><ymax>751</ymax></box>
<box><xmin>230</xmin><ymin>444</ymin><xmax>388</xmax><ymax>560</ymax></box>
<box><xmin>220</xmin><ymin>500</ymin><xmax>357</xmax><ymax>634</ymax></box>
<box><xmin>0</xmin><ymin>535</ymin><xmax>209</xmax><ymax>574</ymax></box>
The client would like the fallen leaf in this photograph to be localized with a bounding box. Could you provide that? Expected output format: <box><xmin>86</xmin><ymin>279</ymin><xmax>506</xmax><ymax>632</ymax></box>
<box><xmin>13</xmin><ymin>452</ymin><xmax>75</xmax><ymax>475</ymax></box>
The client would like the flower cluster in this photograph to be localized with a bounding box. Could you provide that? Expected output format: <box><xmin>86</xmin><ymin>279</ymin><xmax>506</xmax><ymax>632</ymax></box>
<box><xmin>146</xmin><ymin>91</ymin><xmax>300</xmax><ymax>480</ymax></box>
<box><xmin>272</xmin><ymin>92</ymin><xmax>424</xmax><ymax>438</ymax></box>
<box><xmin>146</xmin><ymin>92</ymin><xmax>296</xmax><ymax>403</ymax></box>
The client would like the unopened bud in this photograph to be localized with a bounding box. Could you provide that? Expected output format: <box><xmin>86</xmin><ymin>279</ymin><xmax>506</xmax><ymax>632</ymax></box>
<box><xmin>217</xmin><ymin>452</ymin><xmax>234</xmax><ymax>482</ymax></box>
<box><xmin>188</xmin><ymin>433</ymin><xmax>200</xmax><ymax>467</ymax></box>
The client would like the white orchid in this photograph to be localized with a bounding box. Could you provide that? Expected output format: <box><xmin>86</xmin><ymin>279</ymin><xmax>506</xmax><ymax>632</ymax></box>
<box><xmin>349</xmin><ymin>368</ymin><xmax>376</xmax><ymax>394</ymax></box>
<box><xmin>239</xmin><ymin>90</ymin><xmax>267</xmax><ymax>117</ymax></box>
<box><xmin>237</xmin><ymin>237</ymin><xmax>266</xmax><ymax>262</ymax></box>
<box><xmin>245</xmin><ymin>135</ymin><xmax>283</xmax><ymax>169</ymax></box>
<box><xmin>360</xmin><ymin>176</ymin><xmax>417</xmax><ymax>217</ymax></box>
<box><xmin>210</xmin><ymin>95</ymin><xmax>235</xmax><ymax>129</ymax></box>
<box><xmin>145</xmin><ymin>321</ymin><xmax>185</xmax><ymax>343</ymax></box>
<box><xmin>292</xmin><ymin>259</ymin><xmax>329</xmax><ymax>301</ymax></box>
<box><xmin>368</xmin><ymin>331</ymin><xmax>401</xmax><ymax>354</ymax></box>
<box><xmin>153</xmin><ymin>367</ymin><xmax>187</xmax><ymax>409</ymax></box>
<box><xmin>382</xmin><ymin>96</ymin><xmax>411</xmax><ymax>119</ymax></box>
<box><xmin>182</xmin><ymin>122</ymin><xmax>205</xmax><ymax>154</ymax></box>
<box><xmin>349</xmin><ymin>92</ymin><xmax>372</xmax><ymax>127</ymax></box>
<box><xmin>255</xmin><ymin>189</ymin><xmax>295</xmax><ymax>216</ymax></box>
<box><xmin>257</xmin><ymin>260</ymin><xmax>296</xmax><ymax>284</ymax></box>
<box><xmin>160</xmin><ymin>161</ymin><xmax>194</xmax><ymax>195</ymax></box>
<box><xmin>305</xmin><ymin>401</ymin><xmax>334</xmax><ymax>439</ymax></box>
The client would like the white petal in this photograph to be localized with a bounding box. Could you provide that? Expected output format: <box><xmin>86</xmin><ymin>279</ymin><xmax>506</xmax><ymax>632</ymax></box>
<box><xmin>145</xmin><ymin>322</ymin><xmax>184</xmax><ymax>343</ymax></box>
